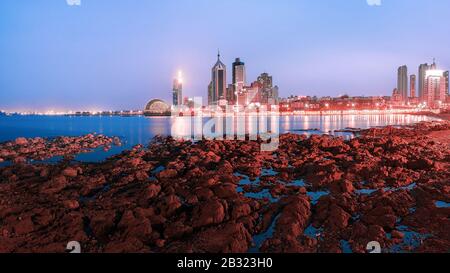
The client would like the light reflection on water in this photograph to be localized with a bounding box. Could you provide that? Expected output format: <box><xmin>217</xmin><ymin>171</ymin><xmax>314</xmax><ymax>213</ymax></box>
<box><xmin>0</xmin><ymin>114</ymin><xmax>440</xmax><ymax>162</ymax></box>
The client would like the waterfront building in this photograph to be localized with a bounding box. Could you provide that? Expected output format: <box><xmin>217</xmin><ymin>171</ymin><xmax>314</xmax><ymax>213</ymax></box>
<box><xmin>208</xmin><ymin>51</ymin><xmax>227</xmax><ymax>105</ymax></box>
<box><xmin>391</xmin><ymin>88</ymin><xmax>402</xmax><ymax>104</ymax></box>
<box><xmin>226</xmin><ymin>84</ymin><xmax>234</xmax><ymax>104</ymax></box>
<box><xmin>418</xmin><ymin>60</ymin><xmax>437</xmax><ymax>101</ymax></box>
<box><xmin>257</xmin><ymin>72</ymin><xmax>279</xmax><ymax>105</ymax></box>
<box><xmin>410</xmin><ymin>74</ymin><xmax>416</xmax><ymax>98</ymax></box>
<box><xmin>397</xmin><ymin>65</ymin><xmax>408</xmax><ymax>102</ymax></box>
<box><xmin>172</xmin><ymin>71</ymin><xmax>183</xmax><ymax>106</ymax></box>
<box><xmin>424</xmin><ymin>69</ymin><xmax>447</xmax><ymax>108</ymax></box>
<box><xmin>144</xmin><ymin>99</ymin><xmax>171</xmax><ymax>116</ymax></box>
<box><xmin>232</xmin><ymin>58</ymin><xmax>246</xmax><ymax>104</ymax></box>
<box><xmin>445</xmin><ymin>71</ymin><xmax>449</xmax><ymax>96</ymax></box>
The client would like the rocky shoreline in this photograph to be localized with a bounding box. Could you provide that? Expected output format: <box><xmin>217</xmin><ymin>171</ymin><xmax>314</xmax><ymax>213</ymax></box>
<box><xmin>0</xmin><ymin>121</ymin><xmax>449</xmax><ymax>253</ymax></box>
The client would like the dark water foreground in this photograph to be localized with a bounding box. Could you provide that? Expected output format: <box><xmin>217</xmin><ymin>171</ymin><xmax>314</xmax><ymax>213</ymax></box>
<box><xmin>0</xmin><ymin>121</ymin><xmax>449</xmax><ymax>253</ymax></box>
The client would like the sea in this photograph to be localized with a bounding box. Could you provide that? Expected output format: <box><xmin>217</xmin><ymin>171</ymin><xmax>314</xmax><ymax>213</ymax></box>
<box><xmin>0</xmin><ymin>114</ymin><xmax>440</xmax><ymax>163</ymax></box>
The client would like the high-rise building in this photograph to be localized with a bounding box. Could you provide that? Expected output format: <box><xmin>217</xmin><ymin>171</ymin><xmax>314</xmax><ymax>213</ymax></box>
<box><xmin>172</xmin><ymin>71</ymin><xmax>183</xmax><ymax>106</ymax></box>
<box><xmin>424</xmin><ymin>69</ymin><xmax>446</xmax><ymax>108</ymax></box>
<box><xmin>207</xmin><ymin>82</ymin><xmax>214</xmax><ymax>106</ymax></box>
<box><xmin>418</xmin><ymin>60</ymin><xmax>437</xmax><ymax>101</ymax></box>
<box><xmin>397</xmin><ymin>65</ymin><xmax>408</xmax><ymax>102</ymax></box>
<box><xmin>232</xmin><ymin>58</ymin><xmax>246</xmax><ymax>104</ymax></box>
<box><xmin>208</xmin><ymin>52</ymin><xmax>227</xmax><ymax>105</ymax></box>
<box><xmin>258</xmin><ymin>73</ymin><xmax>273</xmax><ymax>90</ymax></box>
<box><xmin>226</xmin><ymin>84</ymin><xmax>234</xmax><ymax>104</ymax></box>
<box><xmin>257</xmin><ymin>73</ymin><xmax>279</xmax><ymax>104</ymax></box>
<box><xmin>418</xmin><ymin>63</ymin><xmax>429</xmax><ymax>101</ymax></box>
<box><xmin>410</xmin><ymin>74</ymin><xmax>416</xmax><ymax>98</ymax></box>
<box><xmin>444</xmin><ymin>71</ymin><xmax>449</xmax><ymax>96</ymax></box>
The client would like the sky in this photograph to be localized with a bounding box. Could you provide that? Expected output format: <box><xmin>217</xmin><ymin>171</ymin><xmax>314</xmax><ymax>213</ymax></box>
<box><xmin>1</xmin><ymin>0</ymin><xmax>450</xmax><ymax>111</ymax></box>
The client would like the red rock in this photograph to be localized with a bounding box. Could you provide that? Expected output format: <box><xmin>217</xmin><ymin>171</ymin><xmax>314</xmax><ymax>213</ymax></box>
<box><xmin>191</xmin><ymin>222</ymin><xmax>252</xmax><ymax>253</ymax></box>
<box><xmin>327</xmin><ymin>204</ymin><xmax>351</xmax><ymax>230</ymax></box>
<box><xmin>117</xmin><ymin>210</ymin><xmax>153</xmax><ymax>242</ymax></box>
<box><xmin>367</xmin><ymin>225</ymin><xmax>385</xmax><ymax>241</ymax></box>
<box><xmin>213</xmin><ymin>183</ymin><xmax>238</xmax><ymax>199</ymax></box>
<box><xmin>63</xmin><ymin>200</ymin><xmax>80</xmax><ymax>210</ymax></box>
<box><xmin>144</xmin><ymin>184</ymin><xmax>161</xmax><ymax>199</ymax></box>
<box><xmin>13</xmin><ymin>216</ymin><xmax>34</xmax><ymax>235</ymax></box>
<box><xmin>90</xmin><ymin>211</ymin><xmax>116</xmax><ymax>240</ymax></box>
<box><xmin>164</xmin><ymin>221</ymin><xmax>193</xmax><ymax>239</ymax></box>
<box><xmin>157</xmin><ymin>169</ymin><xmax>177</xmax><ymax>179</ymax></box>
<box><xmin>192</xmin><ymin>200</ymin><xmax>226</xmax><ymax>228</ymax></box>
<box><xmin>340</xmin><ymin>180</ymin><xmax>354</xmax><ymax>193</ymax></box>
<box><xmin>158</xmin><ymin>194</ymin><xmax>182</xmax><ymax>216</ymax></box>
<box><xmin>41</xmin><ymin>175</ymin><xmax>68</xmax><ymax>194</ymax></box>
<box><xmin>231</xmin><ymin>203</ymin><xmax>252</xmax><ymax>219</ymax></box>
<box><xmin>62</xmin><ymin>167</ymin><xmax>78</xmax><ymax>178</ymax></box>
<box><xmin>15</xmin><ymin>137</ymin><xmax>28</xmax><ymax>146</ymax></box>
<box><xmin>13</xmin><ymin>156</ymin><xmax>26</xmax><ymax>164</ymax></box>
<box><xmin>391</xmin><ymin>230</ymin><xmax>404</xmax><ymax>239</ymax></box>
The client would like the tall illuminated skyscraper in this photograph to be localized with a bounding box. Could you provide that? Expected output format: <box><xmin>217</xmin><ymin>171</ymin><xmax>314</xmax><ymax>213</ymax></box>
<box><xmin>424</xmin><ymin>69</ymin><xmax>446</xmax><ymax>108</ymax></box>
<box><xmin>419</xmin><ymin>60</ymin><xmax>438</xmax><ymax>101</ymax></box>
<box><xmin>232</xmin><ymin>58</ymin><xmax>246</xmax><ymax>104</ymax></box>
<box><xmin>172</xmin><ymin>71</ymin><xmax>183</xmax><ymax>106</ymax></box>
<box><xmin>410</xmin><ymin>74</ymin><xmax>416</xmax><ymax>98</ymax></box>
<box><xmin>397</xmin><ymin>65</ymin><xmax>408</xmax><ymax>102</ymax></box>
<box><xmin>208</xmin><ymin>51</ymin><xmax>227</xmax><ymax>105</ymax></box>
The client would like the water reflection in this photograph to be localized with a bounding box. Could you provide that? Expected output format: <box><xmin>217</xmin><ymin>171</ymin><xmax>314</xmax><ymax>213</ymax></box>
<box><xmin>0</xmin><ymin>113</ymin><xmax>441</xmax><ymax>153</ymax></box>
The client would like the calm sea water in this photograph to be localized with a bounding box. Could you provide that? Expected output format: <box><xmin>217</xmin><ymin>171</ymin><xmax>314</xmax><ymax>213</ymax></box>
<box><xmin>0</xmin><ymin>114</ymin><xmax>440</xmax><ymax>162</ymax></box>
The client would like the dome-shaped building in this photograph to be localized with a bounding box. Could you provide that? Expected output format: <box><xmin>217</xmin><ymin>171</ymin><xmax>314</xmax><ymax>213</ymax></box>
<box><xmin>144</xmin><ymin>99</ymin><xmax>171</xmax><ymax>116</ymax></box>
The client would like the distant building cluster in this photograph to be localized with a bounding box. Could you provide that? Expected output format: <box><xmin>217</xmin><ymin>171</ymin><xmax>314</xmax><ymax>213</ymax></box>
<box><xmin>142</xmin><ymin>54</ymin><xmax>449</xmax><ymax>116</ymax></box>
<box><xmin>394</xmin><ymin>60</ymin><xmax>449</xmax><ymax>108</ymax></box>
<box><xmin>279</xmin><ymin>95</ymin><xmax>388</xmax><ymax>113</ymax></box>
<box><xmin>206</xmin><ymin>52</ymin><xmax>279</xmax><ymax>108</ymax></box>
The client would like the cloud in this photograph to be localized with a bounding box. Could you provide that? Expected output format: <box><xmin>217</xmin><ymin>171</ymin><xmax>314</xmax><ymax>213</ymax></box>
<box><xmin>66</xmin><ymin>0</ymin><xmax>81</xmax><ymax>6</ymax></box>
<box><xmin>367</xmin><ymin>0</ymin><xmax>382</xmax><ymax>6</ymax></box>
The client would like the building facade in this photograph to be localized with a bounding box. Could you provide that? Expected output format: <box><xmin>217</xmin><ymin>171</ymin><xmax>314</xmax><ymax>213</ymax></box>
<box><xmin>445</xmin><ymin>71</ymin><xmax>449</xmax><ymax>96</ymax></box>
<box><xmin>410</xmin><ymin>74</ymin><xmax>416</xmax><ymax>98</ymax></box>
<box><xmin>424</xmin><ymin>70</ymin><xmax>447</xmax><ymax>108</ymax></box>
<box><xmin>397</xmin><ymin>65</ymin><xmax>408</xmax><ymax>102</ymax></box>
<box><xmin>172</xmin><ymin>75</ymin><xmax>182</xmax><ymax>106</ymax></box>
<box><xmin>418</xmin><ymin>61</ymin><xmax>437</xmax><ymax>101</ymax></box>
<box><xmin>232</xmin><ymin>58</ymin><xmax>246</xmax><ymax>105</ymax></box>
<box><xmin>208</xmin><ymin>52</ymin><xmax>227</xmax><ymax>105</ymax></box>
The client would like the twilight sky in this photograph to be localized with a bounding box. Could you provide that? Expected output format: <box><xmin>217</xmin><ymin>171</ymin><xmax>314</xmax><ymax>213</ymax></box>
<box><xmin>1</xmin><ymin>0</ymin><xmax>450</xmax><ymax>111</ymax></box>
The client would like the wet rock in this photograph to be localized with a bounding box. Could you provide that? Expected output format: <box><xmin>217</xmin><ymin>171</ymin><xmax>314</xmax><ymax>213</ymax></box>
<box><xmin>192</xmin><ymin>200</ymin><xmax>226</xmax><ymax>228</ymax></box>
<box><xmin>191</xmin><ymin>222</ymin><xmax>252</xmax><ymax>253</ymax></box>
<box><xmin>231</xmin><ymin>203</ymin><xmax>252</xmax><ymax>220</ymax></box>
<box><xmin>157</xmin><ymin>169</ymin><xmax>178</xmax><ymax>180</ymax></box>
<box><xmin>15</xmin><ymin>138</ymin><xmax>28</xmax><ymax>146</ymax></box>
<box><xmin>90</xmin><ymin>211</ymin><xmax>116</xmax><ymax>240</ymax></box>
<box><xmin>62</xmin><ymin>167</ymin><xmax>78</xmax><ymax>178</ymax></box>
<box><xmin>63</xmin><ymin>200</ymin><xmax>80</xmax><ymax>210</ymax></box>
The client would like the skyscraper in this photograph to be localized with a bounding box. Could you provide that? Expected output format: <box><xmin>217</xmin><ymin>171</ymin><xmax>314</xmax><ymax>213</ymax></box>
<box><xmin>232</xmin><ymin>58</ymin><xmax>246</xmax><ymax>105</ymax></box>
<box><xmin>208</xmin><ymin>52</ymin><xmax>227</xmax><ymax>105</ymax></box>
<box><xmin>444</xmin><ymin>71</ymin><xmax>449</xmax><ymax>96</ymax></box>
<box><xmin>424</xmin><ymin>69</ymin><xmax>446</xmax><ymax>108</ymax></box>
<box><xmin>419</xmin><ymin>60</ymin><xmax>437</xmax><ymax>101</ymax></box>
<box><xmin>410</xmin><ymin>74</ymin><xmax>416</xmax><ymax>98</ymax></box>
<box><xmin>418</xmin><ymin>63</ymin><xmax>429</xmax><ymax>101</ymax></box>
<box><xmin>172</xmin><ymin>71</ymin><xmax>182</xmax><ymax>106</ymax></box>
<box><xmin>257</xmin><ymin>73</ymin><xmax>274</xmax><ymax>104</ymax></box>
<box><xmin>397</xmin><ymin>65</ymin><xmax>408</xmax><ymax>102</ymax></box>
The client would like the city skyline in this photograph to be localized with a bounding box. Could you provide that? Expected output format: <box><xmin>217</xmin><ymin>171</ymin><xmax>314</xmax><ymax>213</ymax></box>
<box><xmin>1</xmin><ymin>0</ymin><xmax>450</xmax><ymax>111</ymax></box>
